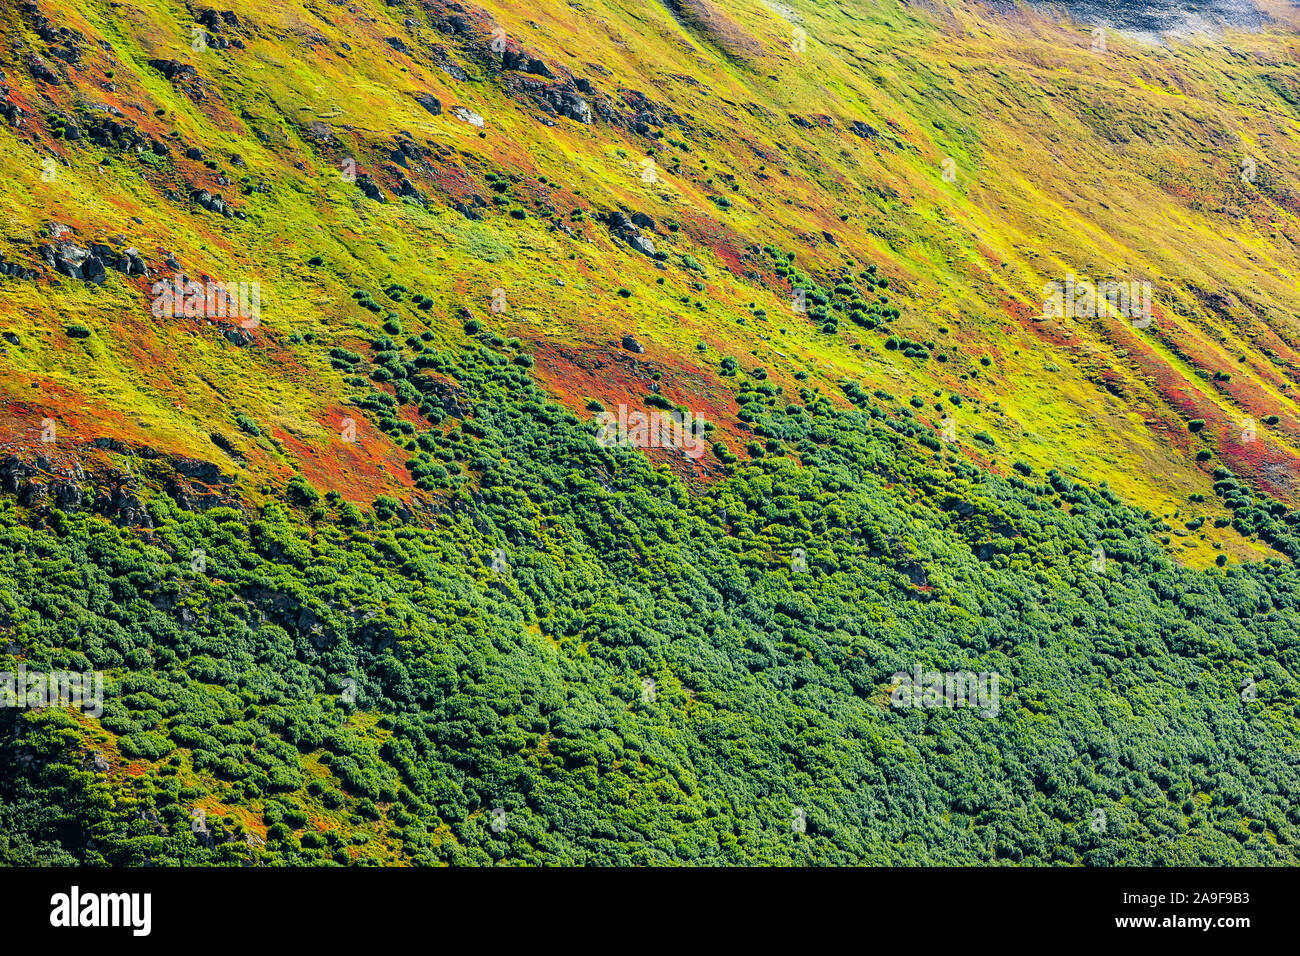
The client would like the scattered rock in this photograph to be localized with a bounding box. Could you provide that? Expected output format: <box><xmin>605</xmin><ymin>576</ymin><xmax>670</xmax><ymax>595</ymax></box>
<box><xmin>28</xmin><ymin>57</ymin><xmax>59</xmax><ymax>84</ymax></box>
<box><xmin>356</xmin><ymin>174</ymin><xmax>386</xmax><ymax>202</ymax></box>
<box><xmin>0</xmin><ymin>98</ymin><xmax>26</xmax><ymax>126</ymax></box>
<box><xmin>148</xmin><ymin>59</ymin><xmax>199</xmax><ymax>82</ymax></box>
<box><xmin>193</xmin><ymin>9</ymin><xmax>243</xmax><ymax>48</ymax></box>
<box><xmin>0</xmin><ymin>258</ymin><xmax>39</xmax><ymax>280</ymax></box>
<box><xmin>51</xmin><ymin>479</ymin><xmax>83</xmax><ymax>509</ymax></box>
<box><xmin>422</xmin><ymin>379</ymin><xmax>468</xmax><ymax>417</ymax></box>
<box><xmin>629</xmin><ymin>233</ymin><xmax>656</xmax><ymax>256</ymax></box>
<box><xmin>93</xmin><ymin>484</ymin><xmax>152</xmax><ymax>527</ymax></box>
<box><xmin>414</xmin><ymin>92</ymin><xmax>442</xmax><ymax>116</ymax></box>
<box><xmin>546</xmin><ymin>88</ymin><xmax>592</xmax><ymax>123</ymax></box>
<box><xmin>173</xmin><ymin>457</ymin><xmax>230</xmax><ymax>485</ymax></box>
<box><xmin>451</xmin><ymin>106</ymin><xmax>484</xmax><ymax>127</ymax></box>
<box><xmin>197</xmin><ymin>8</ymin><xmax>242</xmax><ymax>31</ymax></box>
<box><xmin>621</xmin><ymin>335</ymin><xmax>644</xmax><ymax>354</ymax></box>
<box><xmin>191</xmin><ymin>189</ymin><xmax>235</xmax><ymax>217</ymax></box>
<box><xmin>81</xmin><ymin>253</ymin><xmax>108</xmax><ymax>285</ymax></box>
<box><xmin>41</xmin><ymin>240</ymin><xmax>110</xmax><ymax>284</ymax></box>
<box><xmin>501</xmin><ymin>50</ymin><xmax>553</xmax><ymax>78</ymax></box>
<box><xmin>604</xmin><ymin>210</ymin><xmax>657</xmax><ymax>257</ymax></box>
<box><xmin>438</xmin><ymin>58</ymin><xmax>468</xmax><ymax>82</ymax></box>
<box><xmin>120</xmin><ymin>248</ymin><xmax>150</xmax><ymax>276</ymax></box>
<box><xmin>78</xmin><ymin>110</ymin><xmax>150</xmax><ymax>152</ymax></box>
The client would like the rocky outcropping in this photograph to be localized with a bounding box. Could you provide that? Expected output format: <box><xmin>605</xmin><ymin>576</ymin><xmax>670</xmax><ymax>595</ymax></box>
<box><xmin>76</xmin><ymin>107</ymin><xmax>152</xmax><ymax>151</ymax></box>
<box><xmin>604</xmin><ymin>211</ymin><xmax>657</xmax><ymax>257</ymax></box>
<box><xmin>28</xmin><ymin>56</ymin><xmax>60</xmax><ymax>84</ymax></box>
<box><xmin>3</xmin><ymin>437</ymin><xmax>239</xmax><ymax>524</ymax></box>
<box><xmin>0</xmin><ymin>95</ymin><xmax>26</xmax><ymax>126</ymax></box>
<box><xmin>450</xmin><ymin>106</ymin><xmax>484</xmax><ymax>127</ymax></box>
<box><xmin>38</xmin><ymin>234</ymin><xmax>151</xmax><ymax>284</ymax></box>
<box><xmin>191</xmin><ymin>188</ymin><xmax>244</xmax><ymax>218</ymax></box>
<box><xmin>356</xmin><ymin>174</ymin><xmax>386</xmax><ymax>202</ymax></box>
<box><xmin>501</xmin><ymin>50</ymin><xmax>553</xmax><ymax>78</ymax></box>
<box><xmin>41</xmin><ymin>240</ymin><xmax>106</xmax><ymax>284</ymax></box>
<box><xmin>195</xmin><ymin>8</ymin><xmax>247</xmax><ymax>49</ymax></box>
<box><xmin>148</xmin><ymin>59</ymin><xmax>199</xmax><ymax>82</ymax></box>
<box><xmin>0</xmin><ymin>256</ymin><xmax>40</xmax><ymax>280</ymax></box>
<box><xmin>23</xmin><ymin>0</ymin><xmax>86</xmax><ymax>64</ymax></box>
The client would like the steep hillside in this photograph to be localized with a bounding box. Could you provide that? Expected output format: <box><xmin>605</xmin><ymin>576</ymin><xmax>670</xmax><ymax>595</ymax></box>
<box><xmin>1</xmin><ymin>0</ymin><xmax>1298</xmax><ymax>865</ymax></box>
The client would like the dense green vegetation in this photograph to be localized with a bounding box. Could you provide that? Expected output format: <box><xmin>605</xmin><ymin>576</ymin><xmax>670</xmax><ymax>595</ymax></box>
<box><xmin>2</xmin><ymin>339</ymin><xmax>1296</xmax><ymax>865</ymax></box>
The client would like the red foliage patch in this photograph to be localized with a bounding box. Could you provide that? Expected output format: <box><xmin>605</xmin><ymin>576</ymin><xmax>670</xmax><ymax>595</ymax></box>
<box><xmin>526</xmin><ymin>337</ymin><xmax>745</xmax><ymax>483</ymax></box>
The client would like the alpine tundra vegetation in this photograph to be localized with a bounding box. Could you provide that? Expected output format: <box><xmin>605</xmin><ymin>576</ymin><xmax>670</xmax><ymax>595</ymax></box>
<box><xmin>0</xmin><ymin>0</ymin><xmax>1298</xmax><ymax>865</ymax></box>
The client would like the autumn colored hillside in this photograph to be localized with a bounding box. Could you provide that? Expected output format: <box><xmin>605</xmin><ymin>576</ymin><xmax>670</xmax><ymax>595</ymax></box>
<box><xmin>1</xmin><ymin>1</ymin><xmax>1299</xmax><ymax>867</ymax></box>
<box><xmin>0</xmin><ymin>0</ymin><xmax>1296</xmax><ymax>566</ymax></box>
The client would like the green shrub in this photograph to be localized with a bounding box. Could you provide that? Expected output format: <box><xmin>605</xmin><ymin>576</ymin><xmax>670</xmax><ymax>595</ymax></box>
<box><xmin>234</xmin><ymin>412</ymin><xmax>262</xmax><ymax>437</ymax></box>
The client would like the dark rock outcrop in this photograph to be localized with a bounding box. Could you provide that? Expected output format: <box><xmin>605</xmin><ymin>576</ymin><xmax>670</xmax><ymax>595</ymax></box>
<box><xmin>545</xmin><ymin>87</ymin><xmax>592</xmax><ymax>123</ymax></box>
<box><xmin>28</xmin><ymin>57</ymin><xmax>60</xmax><ymax>84</ymax></box>
<box><xmin>437</xmin><ymin>56</ymin><xmax>468</xmax><ymax>82</ymax></box>
<box><xmin>41</xmin><ymin>240</ymin><xmax>109</xmax><ymax>284</ymax></box>
<box><xmin>0</xmin><ymin>257</ymin><xmax>39</xmax><ymax>280</ymax></box>
<box><xmin>604</xmin><ymin>211</ymin><xmax>657</xmax><ymax>257</ymax></box>
<box><xmin>0</xmin><ymin>98</ymin><xmax>26</xmax><ymax>126</ymax></box>
<box><xmin>194</xmin><ymin>9</ymin><xmax>245</xmax><ymax>49</ymax></box>
<box><xmin>92</xmin><ymin>485</ymin><xmax>151</xmax><ymax>527</ymax></box>
<box><xmin>191</xmin><ymin>189</ymin><xmax>240</xmax><ymax>217</ymax></box>
<box><xmin>78</xmin><ymin>107</ymin><xmax>151</xmax><ymax>152</ymax></box>
<box><xmin>356</xmin><ymin>174</ymin><xmax>386</xmax><ymax>202</ymax></box>
<box><xmin>148</xmin><ymin>59</ymin><xmax>199</xmax><ymax>82</ymax></box>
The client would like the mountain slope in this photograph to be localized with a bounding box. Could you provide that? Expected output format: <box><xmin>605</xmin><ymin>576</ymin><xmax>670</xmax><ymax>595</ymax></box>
<box><xmin>1</xmin><ymin>0</ymin><xmax>1298</xmax><ymax>865</ymax></box>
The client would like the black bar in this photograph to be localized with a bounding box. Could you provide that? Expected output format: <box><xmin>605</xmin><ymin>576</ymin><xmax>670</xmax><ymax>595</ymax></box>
<box><xmin>0</xmin><ymin>866</ymin><xmax>1289</xmax><ymax>944</ymax></box>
